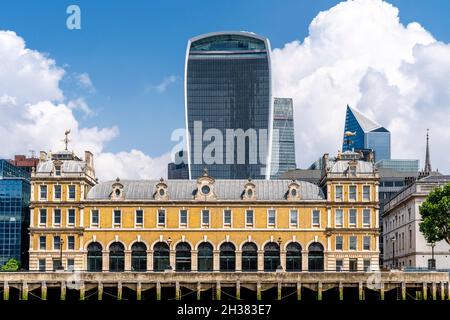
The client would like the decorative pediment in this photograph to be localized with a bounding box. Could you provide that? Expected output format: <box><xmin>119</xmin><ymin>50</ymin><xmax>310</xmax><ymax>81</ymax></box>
<box><xmin>242</xmin><ymin>178</ymin><xmax>256</xmax><ymax>200</ymax></box>
<box><xmin>195</xmin><ymin>168</ymin><xmax>216</xmax><ymax>200</ymax></box>
<box><xmin>287</xmin><ymin>180</ymin><xmax>301</xmax><ymax>201</ymax></box>
<box><xmin>111</xmin><ymin>177</ymin><xmax>124</xmax><ymax>200</ymax></box>
<box><xmin>154</xmin><ymin>178</ymin><xmax>169</xmax><ymax>200</ymax></box>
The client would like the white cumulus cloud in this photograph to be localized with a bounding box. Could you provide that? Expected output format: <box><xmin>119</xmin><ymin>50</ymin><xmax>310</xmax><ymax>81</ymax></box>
<box><xmin>272</xmin><ymin>0</ymin><xmax>449</xmax><ymax>172</ymax></box>
<box><xmin>0</xmin><ymin>30</ymin><xmax>170</xmax><ymax>181</ymax></box>
<box><xmin>75</xmin><ymin>72</ymin><xmax>95</xmax><ymax>92</ymax></box>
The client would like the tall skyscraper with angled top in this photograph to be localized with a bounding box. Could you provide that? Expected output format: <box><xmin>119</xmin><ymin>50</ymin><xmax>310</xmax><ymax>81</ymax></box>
<box><xmin>185</xmin><ymin>31</ymin><xmax>273</xmax><ymax>180</ymax></box>
<box><xmin>342</xmin><ymin>105</ymin><xmax>391</xmax><ymax>161</ymax></box>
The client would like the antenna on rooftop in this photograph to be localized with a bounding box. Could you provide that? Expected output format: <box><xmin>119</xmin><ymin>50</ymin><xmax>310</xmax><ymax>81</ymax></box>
<box><xmin>63</xmin><ymin>130</ymin><xmax>71</xmax><ymax>151</ymax></box>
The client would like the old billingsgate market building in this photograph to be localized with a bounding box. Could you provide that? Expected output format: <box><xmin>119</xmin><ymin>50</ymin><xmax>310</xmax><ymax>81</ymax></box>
<box><xmin>28</xmin><ymin>148</ymin><xmax>380</xmax><ymax>273</ymax></box>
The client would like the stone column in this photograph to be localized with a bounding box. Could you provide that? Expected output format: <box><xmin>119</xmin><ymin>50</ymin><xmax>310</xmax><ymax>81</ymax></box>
<box><xmin>21</xmin><ymin>282</ymin><xmax>28</xmax><ymax>300</ymax></box>
<box><xmin>191</xmin><ymin>250</ymin><xmax>198</xmax><ymax>272</ymax></box>
<box><xmin>79</xmin><ymin>208</ymin><xmax>84</xmax><ymax>227</ymax></box>
<box><xmin>147</xmin><ymin>250</ymin><xmax>153</xmax><ymax>272</ymax></box>
<box><xmin>302</xmin><ymin>251</ymin><xmax>308</xmax><ymax>271</ymax></box>
<box><xmin>60</xmin><ymin>281</ymin><xmax>66</xmax><ymax>300</ymax></box>
<box><xmin>3</xmin><ymin>282</ymin><xmax>9</xmax><ymax>300</ymax></box>
<box><xmin>317</xmin><ymin>282</ymin><xmax>322</xmax><ymax>301</ymax></box>
<box><xmin>102</xmin><ymin>251</ymin><xmax>109</xmax><ymax>272</ymax></box>
<box><xmin>136</xmin><ymin>282</ymin><xmax>142</xmax><ymax>301</ymax></box>
<box><xmin>339</xmin><ymin>282</ymin><xmax>344</xmax><ymax>300</ymax></box>
<box><xmin>277</xmin><ymin>282</ymin><xmax>282</xmax><ymax>300</ymax></box>
<box><xmin>117</xmin><ymin>282</ymin><xmax>122</xmax><ymax>300</ymax></box>
<box><xmin>124</xmin><ymin>250</ymin><xmax>131</xmax><ymax>271</ymax></box>
<box><xmin>296</xmin><ymin>282</ymin><xmax>302</xmax><ymax>300</ymax></box>
<box><xmin>432</xmin><ymin>282</ymin><xmax>437</xmax><ymax>300</ymax></box>
<box><xmin>235</xmin><ymin>251</ymin><xmax>242</xmax><ymax>271</ymax></box>
<box><xmin>79</xmin><ymin>281</ymin><xmax>85</xmax><ymax>300</ymax></box>
<box><xmin>440</xmin><ymin>282</ymin><xmax>445</xmax><ymax>301</ymax></box>
<box><xmin>169</xmin><ymin>251</ymin><xmax>176</xmax><ymax>270</ymax></box>
<box><xmin>358</xmin><ymin>281</ymin><xmax>364</xmax><ymax>300</ymax></box>
<box><xmin>423</xmin><ymin>282</ymin><xmax>428</xmax><ymax>300</ymax></box>
<box><xmin>401</xmin><ymin>282</ymin><xmax>406</xmax><ymax>300</ymax></box>
<box><xmin>156</xmin><ymin>281</ymin><xmax>161</xmax><ymax>300</ymax></box>
<box><xmin>98</xmin><ymin>282</ymin><xmax>103</xmax><ymax>300</ymax></box>
<box><xmin>280</xmin><ymin>250</ymin><xmax>286</xmax><ymax>270</ymax></box>
<box><xmin>213</xmin><ymin>250</ymin><xmax>220</xmax><ymax>272</ymax></box>
<box><xmin>216</xmin><ymin>281</ymin><xmax>221</xmax><ymax>300</ymax></box>
<box><xmin>175</xmin><ymin>281</ymin><xmax>181</xmax><ymax>300</ymax></box>
<box><xmin>380</xmin><ymin>282</ymin><xmax>385</xmax><ymax>300</ymax></box>
<box><xmin>256</xmin><ymin>282</ymin><xmax>262</xmax><ymax>300</ymax></box>
<box><xmin>196</xmin><ymin>282</ymin><xmax>201</xmax><ymax>301</ymax></box>
<box><xmin>236</xmin><ymin>281</ymin><xmax>241</xmax><ymax>300</ymax></box>
<box><xmin>41</xmin><ymin>281</ymin><xmax>47</xmax><ymax>300</ymax></box>
<box><xmin>257</xmin><ymin>250</ymin><xmax>264</xmax><ymax>272</ymax></box>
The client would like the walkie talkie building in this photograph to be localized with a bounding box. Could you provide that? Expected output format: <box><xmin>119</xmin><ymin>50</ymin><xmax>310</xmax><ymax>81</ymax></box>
<box><xmin>185</xmin><ymin>31</ymin><xmax>273</xmax><ymax>180</ymax></box>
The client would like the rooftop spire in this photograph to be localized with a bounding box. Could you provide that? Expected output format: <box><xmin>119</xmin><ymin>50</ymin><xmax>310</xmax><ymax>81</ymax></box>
<box><xmin>425</xmin><ymin>129</ymin><xmax>432</xmax><ymax>173</ymax></box>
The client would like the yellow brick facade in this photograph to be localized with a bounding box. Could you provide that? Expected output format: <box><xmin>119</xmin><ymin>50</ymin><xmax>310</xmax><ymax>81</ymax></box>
<box><xmin>29</xmin><ymin>151</ymin><xmax>380</xmax><ymax>272</ymax></box>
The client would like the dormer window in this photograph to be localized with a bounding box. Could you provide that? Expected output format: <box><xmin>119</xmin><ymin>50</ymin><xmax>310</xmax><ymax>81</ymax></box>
<box><xmin>111</xmin><ymin>178</ymin><xmax>124</xmax><ymax>200</ymax></box>
<box><xmin>242</xmin><ymin>178</ymin><xmax>256</xmax><ymax>200</ymax></box>
<box><xmin>55</xmin><ymin>165</ymin><xmax>61</xmax><ymax>176</ymax></box>
<box><xmin>155</xmin><ymin>178</ymin><xmax>169</xmax><ymax>200</ymax></box>
<box><xmin>287</xmin><ymin>180</ymin><xmax>301</xmax><ymax>201</ymax></box>
<box><xmin>195</xmin><ymin>168</ymin><xmax>216</xmax><ymax>201</ymax></box>
<box><xmin>201</xmin><ymin>185</ymin><xmax>210</xmax><ymax>195</ymax></box>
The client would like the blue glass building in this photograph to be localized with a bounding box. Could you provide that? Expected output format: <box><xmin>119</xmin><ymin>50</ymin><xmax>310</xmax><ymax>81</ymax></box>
<box><xmin>270</xmin><ymin>98</ymin><xmax>297</xmax><ymax>178</ymax></box>
<box><xmin>0</xmin><ymin>160</ymin><xmax>30</xmax><ymax>268</ymax></box>
<box><xmin>342</xmin><ymin>105</ymin><xmax>391</xmax><ymax>161</ymax></box>
<box><xmin>185</xmin><ymin>31</ymin><xmax>272</xmax><ymax>179</ymax></box>
<box><xmin>375</xmin><ymin>159</ymin><xmax>419</xmax><ymax>172</ymax></box>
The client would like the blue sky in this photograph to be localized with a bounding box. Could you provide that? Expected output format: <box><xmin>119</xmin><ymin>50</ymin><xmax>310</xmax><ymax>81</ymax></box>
<box><xmin>1</xmin><ymin>0</ymin><xmax>450</xmax><ymax>160</ymax></box>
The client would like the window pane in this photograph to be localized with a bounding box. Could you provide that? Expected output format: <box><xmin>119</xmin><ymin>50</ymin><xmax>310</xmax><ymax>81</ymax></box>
<box><xmin>336</xmin><ymin>236</ymin><xmax>343</xmax><ymax>250</ymax></box>
<box><xmin>68</xmin><ymin>209</ymin><xmax>76</xmax><ymax>224</ymax></box>
<box><xmin>136</xmin><ymin>210</ymin><xmax>143</xmax><ymax>224</ymax></box>
<box><xmin>113</xmin><ymin>210</ymin><xmax>121</xmax><ymax>224</ymax></box>
<box><xmin>54</xmin><ymin>185</ymin><xmax>61</xmax><ymax>199</ymax></box>
<box><xmin>246</xmin><ymin>210</ymin><xmax>254</xmax><ymax>225</ymax></box>
<box><xmin>268</xmin><ymin>209</ymin><xmax>275</xmax><ymax>226</ymax></box>
<box><xmin>68</xmin><ymin>236</ymin><xmax>75</xmax><ymax>250</ymax></box>
<box><xmin>158</xmin><ymin>210</ymin><xmax>165</xmax><ymax>225</ymax></box>
<box><xmin>313</xmin><ymin>210</ymin><xmax>320</xmax><ymax>226</ymax></box>
<box><xmin>363</xmin><ymin>186</ymin><xmax>370</xmax><ymax>200</ymax></box>
<box><xmin>290</xmin><ymin>210</ymin><xmax>297</xmax><ymax>225</ymax></box>
<box><xmin>202</xmin><ymin>210</ymin><xmax>209</xmax><ymax>225</ymax></box>
<box><xmin>54</xmin><ymin>209</ymin><xmax>61</xmax><ymax>224</ymax></box>
<box><xmin>336</xmin><ymin>186</ymin><xmax>343</xmax><ymax>200</ymax></box>
<box><xmin>180</xmin><ymin>210</ymin><xmax>188</xmax><ymax>225</ymax></box>
<box><xmin>40</xmin><ymin>209</ymin><xmax>47</xmax><ymax>225</ymax></box>
<box><xmin>223</xmin><ymin>210</ymin><xmax>231</xmax><ymax>225</ymax></box>
<box><xmin>40</xmin><ymin>185</ymin><xmax>47</xmax><ymax>199</ymax></box>
<box><xmin>68</xmin><ymin>185</ymin><xmax>76</xmax><ymax>199</ymax></box>
<box><xmin>335</xmin><ymin>209</ymin><xmax>343</xmax><ymax>226</ymax></box>
<box><xmin>349</xmin><ymin>236</ymin><xmax>357</xmax><ymax>250</ymax></box>
<box><xmin>349</xmin><ymin>186</ymin><xmax>356</xmax><ymax>200</ymax></box>
<box><xmin>92</xmin><ymin>210</ymin><xmax>99</xmax><ymax>224</ymax></box>
<box><xmin>53</xmin><ymin>236</ymin><xmax>60</xmax><ymax>250</ymax></box>
<box><xmin>349</xmin><ymin>209</ymin><xmax>357</xmax><ymax>226</ymax></box>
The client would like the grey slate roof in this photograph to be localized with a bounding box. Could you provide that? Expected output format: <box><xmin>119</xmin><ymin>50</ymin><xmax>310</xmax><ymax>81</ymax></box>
<box><xmin>329</xmin><ymin>160</ymin><xmax>374</xmax><ymax>173</ymax></box>
<box><xmin>87</xmin><ymin>179</ymin><xmax>325</xmax><ymax>201</ymax></box>
<box><xmin>36</xmin><ymin>160</ymin><xmax>85</xmax><ymax>173</ymax></box>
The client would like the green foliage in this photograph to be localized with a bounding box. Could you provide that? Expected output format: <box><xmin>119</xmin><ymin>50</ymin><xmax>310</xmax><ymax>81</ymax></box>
<box><xmin>419</xmin><ymin>183</ymin><xmax>450</xmax><ymax>245</ymax></box>
<box><xmin>1</xmin><ymin>258</ymin><xmax>20</xmax><ymax>271</ymax></box>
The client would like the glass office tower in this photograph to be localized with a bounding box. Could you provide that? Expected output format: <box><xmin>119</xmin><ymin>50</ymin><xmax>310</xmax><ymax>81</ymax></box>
<box><xmin>185</xmin><ymin>31</ymin><xmax>272</xmax><ymax>179</ymax></box>
<box><xmin>342</xmin><ymin>105</ymin><xmax>391</xmax><ymax>161</ymax></box>
<box><xmin>0</xmin><ymin>160</ymin><xmax>30</xmax><ymax>268</ymax></box>
<box><xmin>270</xmin><ymin>98</ymin><xmax>297</xmax><ymax>178</ymax></box>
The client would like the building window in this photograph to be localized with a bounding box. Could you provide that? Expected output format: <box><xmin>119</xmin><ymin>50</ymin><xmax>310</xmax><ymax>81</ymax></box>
<box><xmin>91</xmin><ymin>209</ymin><xmax>99</xmax><ymax>227</ymax></box>
<box><xmin>349</xmin><ymin>209</ymin><xmax>357</xmax><ymax>227</ymax></box>
<box><xmin>39</xmin><ymin>209</ymin><xmax>47</xmax><ymax>226</ymax></box>
<box><xmin>38</xmin><ymin>259</ymin><xmax>46</xmax><ymax>272</ymax></box>
<box><xmin>40</xmin><ymin>185</ymin><xmax>47</xmax><ymax>200</ymax></box>
<box><xmin>312</xmin><ymin>210</ymin><xmax>320</xmax><ymax>227</ymax></box>
<box><xmin>335</xmin><ymin>209</ymin><xmax>343</xmax><ymax>227</ymax></box>
<box><xmin>363</xmin><ymin>209</ymin><xmax>371</xmax><ymax>227</ymax></box>
<box><xmin>131</xmin><ymin>242</ymin><xmax>147</xmax><ymax>272</ymax></box>
<box><xmin>409</xmin><ymin>229</ymin><xmax>412</xmax><ymax>248</ymax></box>
<box><xmin>363</xmin><ymin>236</ymin><xmax>371</xmax><ymax>250</ymax></box>
<box><xmin>336</xmin><ymin>259</ymin><xmax>343</xmax><ymax>272</ymax></box>
<box><xmin>223</xmin><ymin>209</ymin><xmax>232</xmax><ymax>227</ymax></box>
<box><xmin>135</xmin><ymin>209</ymin><xmax>144</xmax><ymax>227</ymax></box>
<box><xmin>363</xmin><ymin>259</ymin><xmax>371</xmax><ymax>271</ymax></box>
<box><xmin>87</xmin><ymin>242</ymin><xmax>103</xmax><ymax>272</ymax></box>
<box><xmin>67</xmin><ymin>259</ymin><xmax>75</xmax><ymax>271</ymax></box>
<box><xmin>335</xmin><ymin>236</ymin><xmax>343</xmax><ymax>250</ymax></box>
<box><xmin>53</xmin><ymin>209</ymin><xmax>61</xmax><ymax>226</ymax></box>
<box><xmin>408</xmin><ymin>208</ymin><xmax>412</xmax><ymax>221</ymax></box>
<box><xmin>349</xmin><ymin>185</ymin><xmax>357</xmax><ymax>201</ymax></box>
<box><xmin>201</xmin><ymin>209</ymin><xmax>210</xmax><ymax>227</ymax></box>
<box><xmin>68</xmin><ymin>185</ymin><xmax>76</xmax><ymax>200</ymax></box>
<box><xmin>289</xmin><ymin>209</ymin><xmax>298</xmax><ymax>227</ymax></box>
<box><xmin>157</xmin><ymin>209</ymin><xmax>165</xmax><ymax>227</ymax></box>
<box><xmin>39</xmin><ymin>236</ymin><xmax>46</xmax><ymax>250</ymax></box>
<box><xmin>363</xmin><ymin>186</ymin><xmax>370</xmax><ymax>201</ymax></box>
<box><xmin>335</xmin><ymin>185</ymin><xmax>343</xmax><ymax>201</ymax></box>
<box><xmin>55</xmin><ymin>165</ymin><xmax>61</xmax><ymax>176</ymax></box>
<box><xmin>179</xmin><ymin>209</ymin><xmax>188</xmax><ymax>227</ymax></box>
<box><xmin>349</xmin><ymin>258</ymin><xmax>358</xmax><ymax>272</ymax></box>
<box><xmin>197</xmin><ymin>242</ymin><xmax>213</xmax><ymax>272</ymax></box>
<box><xmin>54</xmin><ymin>185</ymin><xmax>61</xmax><ymax>200</ymax></box>
<box><xmin>245</xmin><ymin>210</ymin><xmax>254</xmax><ymax>227</ymax></box>
<box><xmin>53</xmin><ymin>236</ymin><xmax>61</xmax><ymax>250</ymax></box>
<box><xmin>113</xmin><ymin>210</ymin><xmax>121</xmax><ymax>227</ymax></box>
<box><xmin>267</xmin><ymin>209</ymin><xmax>276</xmax><ymax>227</ymax></box>
<box><xmin>349</xmin><ymin>236</ymin><xmax>357</xmax><ymax>250</ymax></box>
<box><xmin>67</xmin><ymin>236</ymin><xmax>75</xmax><ymax>250</ymax></box>
<box><xmin>67</xmin><ymin>209</ymin><xmax>76</xmax><ymax>226</ymax></box>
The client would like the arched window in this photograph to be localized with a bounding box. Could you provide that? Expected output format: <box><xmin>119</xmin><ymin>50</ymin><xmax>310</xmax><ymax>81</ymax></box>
<box><xmin>308</xmin><ymin>242</ymin><xmax>324</xmax><ymax>272</ymax></box>
<box><xmin>176</xmin><ymin>242</ymin><xmax>191</xmax><ymax>272</ymax></box>
<box><xmin>153</xmin><ymin>242</ymin><xmax>169</xmax><ymax>271</ymax></box>
<box><xmin>242</xmin><ymin>242</ymin><xmax>258</xmax><ymax>272</ymax></box>
<box><xmin>87</xmin><ymin>242</ymin><xmax>102</xmax><ymax>272</ymax></box>
<box><xmin>131</xmin><ymin>242</ymin><xmax>147</xmax><ymax>272</ymax></box>
<box><xmin>220</xmin><ymin>242</ymin><xmax>236</xmax><ymax>272</ymax></box>
<box><xmin>286</xmin><ymin>242</ymin><xmax>302</xmax><ymax>272</ymax></box>
<box><xmin>109</xmin><ymin>242</ymin><xmax>125</xmax><ymax>272</ymax></box>
<box><xmin>264</xmin><ymin>242</ymin><xmax>280</xmax><ymax>272</ymax></box>
<box><xmin>197</xmin><ymin>242</ymin><xmax>213</xmax><ymax>272</ymax></box>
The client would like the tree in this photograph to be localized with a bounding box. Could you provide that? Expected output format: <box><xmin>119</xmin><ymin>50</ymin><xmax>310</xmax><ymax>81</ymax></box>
<box><xmin>419</xmin><ymin>183</ymin><xmax>450</xmax><ymax>246</ymax></box>
<box><xmin>1</xmin><ymin>258</ymin><xmax>20</xmax><ymax>271</ymax></box>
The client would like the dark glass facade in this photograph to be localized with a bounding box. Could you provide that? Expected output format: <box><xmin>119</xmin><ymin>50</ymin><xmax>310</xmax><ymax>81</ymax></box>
<box><xmin>270</xmin><ymin>98</ymin><xmax>297</xmax><ymax>178</ymax></box>
<box><xmin>0</xmin><ymin>160</ymin><xmax>30</xmax><ymax>268</ymax></box>
<box><xmin>185</xmin><ymin>32</ymin><xmax>272</xmax><ymax>179</ymax></box>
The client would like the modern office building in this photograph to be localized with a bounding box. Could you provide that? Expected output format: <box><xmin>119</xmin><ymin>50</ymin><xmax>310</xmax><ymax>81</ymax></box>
<box><xmin>185</xmin><ymin>31</ymin><xmax>272</xmax><ymax>180</ymax></box>
<box><xmin>0</xmin><ymin>160</ymin><xmax>30</xmax><ymax>268</ymax></box>
<box><xmin>375</xmin><ymin>159</ymin><xmax>419</xmax><ymax>172</ymax></box>
<box><xmin>342</xmin><ymin>105</ymin><xmax>391</xmax><ymax>161</ymax></box>
<box><xmin>29</xmin><ymin>147</ymin><xmax>379</xmax><ymax>272</ymax></box>
<box><xmin>270</xmin><ymin>98</ymin><xmax>296</xmax><ymax>179</ymax></box>
<box><xmin>168</xmin><ymin>150</ymin><xmax>189</xmax><ymax>180</ymax></box>
<box><xmin>8</xmin><ymin>155</ymin><xmax>39</xmax><ymax>174</ymax></box>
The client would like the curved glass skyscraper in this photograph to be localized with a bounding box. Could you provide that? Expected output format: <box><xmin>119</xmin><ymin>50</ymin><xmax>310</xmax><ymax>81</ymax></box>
<box><xmin>185</xmin><ymin>31</ymin><xmax>272</xmax><ymax>180</ymax></box>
